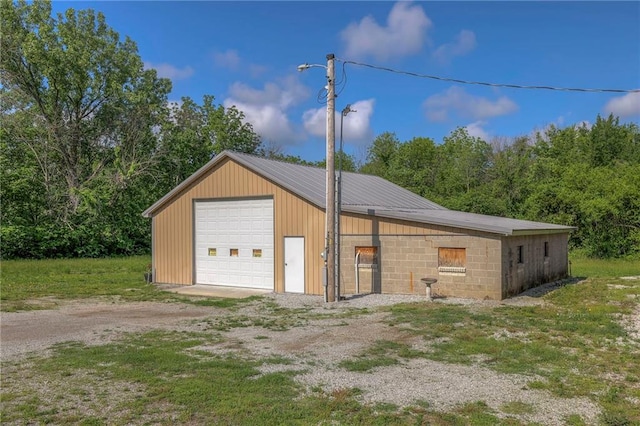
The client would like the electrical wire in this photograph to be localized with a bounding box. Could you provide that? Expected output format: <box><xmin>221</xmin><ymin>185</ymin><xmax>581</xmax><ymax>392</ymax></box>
<box><xmin>316</xmin><ymin>86</ymin><xmax>327</xmax><ymax>104</ymax></box>
<box><xmin>338</xmin><ymin>58</ymin><xmax>639</xmax><ymax>94</ymax></box>
<box><xmin>335</xmin><ymin>61</ymin><xmax>348</xmax><ymax>97</ymax></box>
<box><xmin>316</xmin><ymin>61</ymin><xmax>349</xmax><ymax>104</ymax></box>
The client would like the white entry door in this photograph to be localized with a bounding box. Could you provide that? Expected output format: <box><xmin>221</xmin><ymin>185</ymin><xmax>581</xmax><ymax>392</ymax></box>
<box><xmin>284</xmin><ymin>237</ymin><xmax>305</xmax><ymax>293</ymax></box>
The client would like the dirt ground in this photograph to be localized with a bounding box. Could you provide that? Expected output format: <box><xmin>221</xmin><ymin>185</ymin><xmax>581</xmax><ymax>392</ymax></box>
<box><xmin>1</xmin><ymin>285</ymin><xmax>615</xmax><ymax>425</ymax></box>
<box><xmin>0</xmin><ymin>299</ymin><xmax>216</xmax><ymax>360</ymax></box>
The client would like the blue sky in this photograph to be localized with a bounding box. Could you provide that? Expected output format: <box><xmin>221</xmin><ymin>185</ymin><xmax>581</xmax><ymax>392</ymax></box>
<box><xmin>54</xmin><ymin>1</ymin><xmax>640</xmax><ymax>162</ymax></box>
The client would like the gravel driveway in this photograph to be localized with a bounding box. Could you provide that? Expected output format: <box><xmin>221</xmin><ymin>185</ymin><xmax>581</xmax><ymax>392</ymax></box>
<box><xmin>1</xmin><ymin>289</ymin><xmax>605</xmax><ymax>425</ymax></box>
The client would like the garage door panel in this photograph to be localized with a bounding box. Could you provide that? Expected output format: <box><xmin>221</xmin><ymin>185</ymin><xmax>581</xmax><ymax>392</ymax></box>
<box><xmin>195</xmin><ymin>199</ymin><xmax>274</xmax><ymax>289</ymax></box>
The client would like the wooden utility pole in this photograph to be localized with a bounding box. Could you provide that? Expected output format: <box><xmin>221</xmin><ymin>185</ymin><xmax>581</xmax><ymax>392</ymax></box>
<box><xmin>325</xmin><ymin>53</ymin><xmax>336</xmax><ymax>302</ymax></box>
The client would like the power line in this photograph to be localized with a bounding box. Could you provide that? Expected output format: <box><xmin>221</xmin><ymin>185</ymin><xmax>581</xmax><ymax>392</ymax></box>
<box><xmin>338</xmin><ymin>59</ymin><xmax>639</xmax><ymax>94</ymax></box>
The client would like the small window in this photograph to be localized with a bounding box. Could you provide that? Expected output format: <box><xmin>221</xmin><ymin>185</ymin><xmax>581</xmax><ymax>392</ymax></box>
<box><xmin>517</xmin><ymin>245</ymin><xmax>524</xmax><ymax>264</ymax></box>
<box><xmin>544</xmin><ymin>242</ymin><xmax>549</xmax><ymax>258</ymax></box>
<box><xmin>355</xmin><ymin>246</ymin><xmax>378</xmax><ymax>265</ymax></box>
<box><xmin>253</xmin><ymin>249</ymin><xmax>262</xmax><ymax>258</ymax></box>
<box><xmin>230</xmin><ymin>249</ymin><xmax>239</xmax><ymax>257</ymax></box>
<box><xmin>208</xmin><ymin>248</ymin><xmax>217</xmax><ymax>256</ymax></box>
<box><xmin>438</xmin><ymin>248</ymin><xmax>466</xmax><ymax>273</ymax></box>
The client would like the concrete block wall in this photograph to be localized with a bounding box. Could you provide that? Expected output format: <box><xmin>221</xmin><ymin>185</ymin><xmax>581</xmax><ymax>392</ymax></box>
<box><xmin>501</xmin><ymin>233</ymin><xmax>570</xmax><ymax>298</ymax></box>
<box><xmin>340</xmin><ymin>233</ymin><xmax>503</xmax><ymax>300</ymax></box>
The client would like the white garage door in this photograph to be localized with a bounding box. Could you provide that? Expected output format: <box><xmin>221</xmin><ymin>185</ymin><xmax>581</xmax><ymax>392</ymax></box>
<box><xmin>194</xmin><ymin>198</ymin><xmax>274</xmax><ymax>289</ymax></box>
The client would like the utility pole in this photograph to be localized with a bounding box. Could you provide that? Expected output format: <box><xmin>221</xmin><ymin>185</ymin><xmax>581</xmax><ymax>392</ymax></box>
<box><xmin>336</xmin><ymin>104</ymin><xmax>355</xmax><ymax>302</ymax></box>
<box><xmin>325</xmin><ymin>53</ymin><xmax>336</xmax><ymax>303</ymax></box>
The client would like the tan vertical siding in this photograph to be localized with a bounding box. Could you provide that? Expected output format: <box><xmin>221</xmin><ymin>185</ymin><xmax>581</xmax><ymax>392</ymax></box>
<box><xmin>151</xmin><ymin>158</ymin><xmax>567</xmax><ymax>299</ymax></box>
<box><xmin>152</xmin><ymin>158</ymin><xmax>326</xmax><ymax>294</ymax></box>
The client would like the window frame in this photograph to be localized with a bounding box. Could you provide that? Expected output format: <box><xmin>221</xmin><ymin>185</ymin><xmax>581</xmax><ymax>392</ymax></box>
<box><xmin>517</xmin><ymin>245</ymin><xmax>524</xmax><ymax>264</ymax></box>
<box><xmin>355</xmin><ymin>246</ymin><xmax>378</xmax><ymax>266</ymax></box>
<box><xmin>438</xmin><ymin>247</ymin><xmax>466</xmax><ymax>274</ymax></box>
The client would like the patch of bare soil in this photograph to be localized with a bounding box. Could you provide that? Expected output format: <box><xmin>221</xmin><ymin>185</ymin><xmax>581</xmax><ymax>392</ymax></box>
<box><xmin>199</xmin><ymin>309</ymin><xmax>600</xmax><ymax>426</ymax></box>
<box><xmin>0</xmin><ymin>300</ymin><xmax>215</xmax><ymax>360</ymax></box>
<box><xmin>1</xmin><ymin>294</ymin><xmax>603</xmax><ymax>425</ymax></box>
<box><xmin>622</xmin><ymin>304</ymin><xmax>640</xmax><ymax>341</ymax></box>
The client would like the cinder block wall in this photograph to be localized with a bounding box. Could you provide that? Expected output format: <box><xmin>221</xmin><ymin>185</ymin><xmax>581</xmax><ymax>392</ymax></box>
<box><xmin>501</xmin><ymin>233</ymin><xmax>570</xmax><ymax>298</ymax></box>
<box><xmin>340</xmin><ymin>233</ymin><xmax>503</xmax><ymax>300</ymax></box>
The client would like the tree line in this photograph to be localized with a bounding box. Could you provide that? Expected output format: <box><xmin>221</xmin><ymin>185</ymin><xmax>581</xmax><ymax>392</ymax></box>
<box><xmin>356</xmin><ymin>120</ymin><xmax>639</xmax><ymax>258</ymax></box>
<box><xmin>1</xmin><ymin>0</ymin><xmax>638</xmax><ymax>259</ymax></box>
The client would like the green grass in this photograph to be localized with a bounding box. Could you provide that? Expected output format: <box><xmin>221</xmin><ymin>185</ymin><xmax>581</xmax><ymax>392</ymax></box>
<box><xmin>0</xmin><ymin>256</ymin><xmax>262</xmax><ymax>312</ymax></box>
<box><xmin>0</xmin><ymin>330</ymin><xmax>521</xmax><ymax>426</ymax></box>
<box><xmin>384</xmin><ymin>277</ymin><xmax>640</xmax><ymax>423</ymax></box>
<box><xmin>500</xmin><ymin>401</ymin><xmax>535</xmax><ymax>416</ymax></box>
<box><xmin>2</xmin><ymin>255</ymin><xmax>640</xmax><ymax>424</ymax></box>
<box><xmin>338</xmin><ymin>340</ymin><xmax>424</xmax><ymax>372</ymax></box>
<box><xmin>0</xmin><ymin>256</ymin><xmax>160</xmax><ymax>310</ymax></box>
<box><xmin>569</xmin><ymin>254</ymin><xmax>640</xmax><ymax>278</ymax></box>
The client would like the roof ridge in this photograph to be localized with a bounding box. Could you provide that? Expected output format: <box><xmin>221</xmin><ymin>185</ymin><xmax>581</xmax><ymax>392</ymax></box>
<box><xmin>228</xmin><ymin>150</ymin><xmax>326</xmax><ymax>172</ymax></box>
<box><xmin>229</xmin><ymin>150</ymin><xmax>387</xmax><ymax>179</ymax></box>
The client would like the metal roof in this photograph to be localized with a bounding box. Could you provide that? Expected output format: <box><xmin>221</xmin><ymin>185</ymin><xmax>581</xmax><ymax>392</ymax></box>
<box><xmin>143</xmin><ymin>150</ymin><xmax>574</xmax><ymax>236</ymax></box>
<box><xmin>235</xmin><ymin>151</ymin><xmax>446</xmax><ymax>211</ymax></box>
<box><xmin>346</xmin><ymin>206</ymin><xmax>573</xmax><ymax>236</ymax></box>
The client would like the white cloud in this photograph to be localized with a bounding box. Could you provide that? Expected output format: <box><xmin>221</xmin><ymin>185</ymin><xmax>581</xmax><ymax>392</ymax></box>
<box><xmin>227</xmin><ymin>75</ymin><xmax>308</xmax><ymax>110</ymax></box>
<box><xmin>248</xmin><ymin>64</ymin><xmax>269</xmax><ymax>78</ymax></box>
<box><xmin>144</xmin><ymin>62</ymin><xmax>194</xmax><ymax>80</ymax></box>
<box><xmin>464</xmin><ymin>120</ymin><xmax>490</xmax><ymax>141</ymax></box>
<box><xmin>213</xmin><ymin>49</ymin><xmax>241</xmax><ymax>70</ymax></box>
<box><xmin>341</xmin><ymin>2</ymin><xmax>432</xmax><ymax>61</ymax></box>
<box><xmin>223</xmin><ymin>76</ymin><xmax>310</xmax><ymax>144</ymax></box>
<box><xmin>433</xmin><ymin>30</ymin><xmax>477</xmax><ymax>64</ymax></box>
<box><xmin>302</xmin><ymin>99</ymin><xmax>375</xmax><ymax>145</ymax></box>
<box><xmin>604</xmin><ymin>92</ymin><xmax>640</xmax><ymax>117</ymax></box>
<box><xmin>227</xmin><ymin>102</ymin><xmax>297</xmax><ymax>143</ymax></box>
<box><xmin>424</xmin><ymin>86</ymin><xmax>518</xmax><ymax>122</ymax></box>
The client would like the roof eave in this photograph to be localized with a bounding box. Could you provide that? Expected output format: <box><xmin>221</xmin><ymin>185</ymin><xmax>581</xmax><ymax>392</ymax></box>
<box><xmin>510</xmin><ymin>228</ymin><xmax>576</xmax><ymax>236</ymax></box>
<box><xmin>342</xmin><ymin>207</ymin><xmax>511</xmax><ymax>235</ymax></box>
<box><xmin>142</xmin><ymin>151</ymin><xmax>234</xmax><ymax>218</ymax></box>
<box><xmin>142</xmin><ymin>150</ymin><xmax>328</xmax><ymax>218</ymax></box>
<box><xmin>342</xmin><ymin>207</ymin><xmax>575</xmax><ymax>236</ymax></box>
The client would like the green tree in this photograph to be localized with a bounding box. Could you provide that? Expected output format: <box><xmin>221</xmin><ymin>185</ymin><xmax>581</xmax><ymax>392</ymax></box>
<box><xmin>585</xmin><ymin>114</ymin><xmax>640</xmax><ymax>167</ymax></box>
<box><xmin>157</xmin><ymin>96</ymin><xmax>263</xmax><ymax>191</ymax></box>
<box><xmin>386</xmin><ymin>137</ymin><xmax>438</xmax><ymax>198</ymax></box>
<box><xmin>435</xmin><ymin>127</ymin><xmax>492</xmax><ymax>196</ymax></box>
<box><xmin>202</xmin><ymin>95</ymin><xmax>262</xmax><ymax>156</ymax></box>
<box><xmin>1</xmin><ymin>0</ymin><xmax>170</xmax><ymax>257</ymax></box>
<box><xmin>486</xmin><ymin>136</ymin><xmax>535</xmax><ymax>217</ymax></box>
<box><xmin>527</xmin><ymin>117</ymin><xmax>640</xmax><ymax>258</ymax></box>
<box><xmin>359</xmin><ymin>132</ymin><xmax>400</xmax><ymax>177</ymax></box>
<box><xmin>315</xmin><ymin>151</ymin><xmax>357</xmax><ymax>173</ymax></box>
<box><xmin>1</xmin><ymin>0</ymin><xmax>170</xmax><ymax>220</ymax></box>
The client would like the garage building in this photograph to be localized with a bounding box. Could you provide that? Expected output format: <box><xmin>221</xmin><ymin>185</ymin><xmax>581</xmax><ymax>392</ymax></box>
<box><xmin>142</xmin><ymin>150</ymin><xmax>573</xmax><ymax>300</ymax></box>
